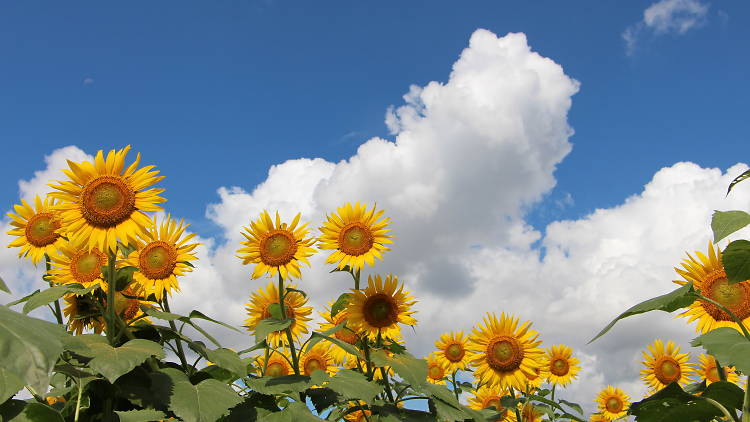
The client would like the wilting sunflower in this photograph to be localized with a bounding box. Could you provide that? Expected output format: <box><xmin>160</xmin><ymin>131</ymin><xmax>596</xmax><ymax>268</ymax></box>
<box><xmin>595</xmin><ymin>386</ymin><xmax>629</xmax><ymax>421</ymax></box>
<box><xmin>237</xmin><ymin>210</ymin><xmax>315</xmax><ymax>280</ymax></box>
<box><xmin>49</xmin><ymin>239</ymin><xmax>108</xmax><ymax>289</ymax></box>
<box><xmin>696</xmin><ymin>353</ymin><xmax>739</xmax><ymax>385</ymax></box>
<box><xmin>467</xmin><ymin>386</ymin><xmax>510</xmax><ymax>421</ymax></box>
<box><xmin>468</xmin><ymin>313</ymin><xmax>543</xmax><ymax>391</ymax></box>
<box><xmin>346</xmin><ymin>274</ymin><xmax>416</xmax><ymax>339</ymax></box>
<box><xmin>343</xmin><ymin>401</ymin><xmax>372</xmax><ymax>422</ymax></box>
<box><xmin>640</xmin><ymin>339</ymin><xmax>694</xmax><ymax>392</ymax></box>
<box><xmin>318</xmin><ymin>302</ymin><xmax>360</xmax><ymax>364</ymax></box>
<box><xmin>6</xmin><ymin>195</ymin><xmax>66</xmax><ymax>264</ymax></box>
<box><xmin>435</xmin><ymin>331</ymin><xmax>475</xmax><ymax>373</ymax></box>
<box><xmin>674</xmin><ymin>242</ymin><xmax>750</xmax><ymax>333</ymax></box>
<box><xmin>545</xmin><ymin>344</ymin><xmax>580</xmax><ymax>387</ymax></box>
<box><xmin>244</xmin><ymin>281</ymin><xmax>312</xmax><ymax>347</ymax></box>
<box><xmin>62</xmin><ymin>293</ymin><xmax>104</xmax><ymax>335</ymax></box>
<box><xmin>299</xmin><ymin>343</ymin><xmax>337</xmax><ymax>376</ymax></box>
<box><xmin>426</xmin><ymin>352</ymin><xmax>449</xmax><ymax>385</ymax></box>
<box><xmin>255</xmin><ymin>351</ymin><xmax>293</xmax><ymax>378</ymax></box>
<box><xmin>318</xmin><ymin>202</ymin><xmax>393</xmax><ymax>271</ymax></box>
<box><xmin>49</xmin><ymin>146</ymin><xmax>165</xmax><ymax>253</ymax></box>
<box><xmin>125</xmin><ymin>214</ymin><xmax>198</xmax><ymax>301</ymax></box>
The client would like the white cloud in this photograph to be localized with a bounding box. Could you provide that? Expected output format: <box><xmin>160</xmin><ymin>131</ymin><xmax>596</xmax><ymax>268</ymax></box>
<box><xmin>622</xmin><ymin>0</ymin><xmax>710</xmax><ymax>55</ymax></box>
<box><xmin>83</xmin><ymin>77</ymin><xmax>94</xmax><ymax>85</ymax></box>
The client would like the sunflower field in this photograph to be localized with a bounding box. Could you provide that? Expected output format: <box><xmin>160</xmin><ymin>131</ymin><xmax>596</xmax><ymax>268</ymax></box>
<box><xmin>2</xmin><ymin>147</ymin><xmax>750</xmax><ymax>422</ymax></box>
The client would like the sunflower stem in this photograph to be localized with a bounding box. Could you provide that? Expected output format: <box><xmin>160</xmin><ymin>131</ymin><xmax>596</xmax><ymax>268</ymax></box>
<box><xmin>163</xmin><ymin>292</ymin><xmax>190</xmax><ymax>371</ymax></box>
<box><xmin>278</xmin><ymin>272</ymin><xmax>300</xmax><ymax>375</ymax></box>
<box><xmin>715</xmin><ymin>358</ymin><xmax>728</xmax><ymax>382</ymax></box>
<box><xmin>742</xmin><ymin>376</ymin><xmax>750</xmax><ymax>422</ymax></box>
<box><xmin>704</xmin><ymin>397</ymin><xmax>738</xmax><ymax>422</ymax></box>
<box><xmin>105</xmin><ymin>250</ymin><xmax>117</xmax><ymax>345</ymax></box>
<box><xmin>550</xmin><ymin>384</ymin><xmax>557</xmax><ymax>421</ymax></box>
<box><xmin>376</xmin><ymin>330</ymin><xmax>395</xmax><ymax>402</ymax></box>
<box><xmin>509</xmin><ymin>387</ymin><xmax>522</xmax><ymax>422</ymax></box>
<box><xmin>354</xmin><ymin>268</ymin><xmax>361</xmax><ymax>290</ymax></box>
<box><xmin>44</xmin><ymin>254</ymin><xmax>64</xmax><ymax>325</ymax></box>
<box><xmin>451</xmin><ymin>370</ymin><xmax>459</xmax><ymax>401</ymax></box>
<box><xmin>74</xmin><ymin>377</ymin><xmax>83</xmax><ymax>422</ymax></box>
<box><xmin>696</xmin><ymin>293</ymin><xmax>750</xmax><ymax>341</ymax></box>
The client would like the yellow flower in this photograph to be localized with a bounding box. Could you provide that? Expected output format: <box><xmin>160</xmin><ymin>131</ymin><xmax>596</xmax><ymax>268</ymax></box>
<box><xmin>49</xmin><ymin>146</ymin><xmax>165</xmax><ymax>253</ymax></box>
<box><xmin>545</xmin><ymin>344</ymin><xmax>580</xmax><ymax>387</ymax></box>
<box><xmin>318</xmin><ymin>302</ymin><xmax>361</xmax><ymax>364</ymax></box>
<box><xmin>595</xmin><ymin>386</ymin><xmax>629</xmax><ymax>421</ymax></box>
<box><xmin>318</xmin><ymin>202</ymin><xmax>393</xmax><ymax>271</ymax></box>
<box><xmin>674</xmin><ymin>242</ymin><xmax>750</xmax><ymax>333</ymax></box>
<box><xmin>244</xmin><ymin>281</ymin><xmax>312</xmax><ymax>347</ymax></box>
<box><xmin>237</xmin><ymin>210</ymin><xmax>315</xmax><ymax>280</ymax></box>
<box><xmin>255</xmin><ymin>351</ymin><xmax>293</xmax><ymax>378</ymax></box>
<box><xmin>468</xmin><ymin>313</ymin><xmax>543</xmax><ymax>391</ymax></box>
<box><xmin>343</xmin><ymin>401</ymin><xmax>371</xmax><ymax>422</ymax></box>
<box><xmin>114</xmin><ymin>288</ymin><xmax>153</xmax><ymax>325</ymax></box>
<box><xmin>589</xmin><ymin>413</ymin><xmax>609</xmax><ymax>422</ymax></box>
<box><xmin>49</xmin><ymin>239</ymin><xmax>108</xmax><ymax>290</ymax></box>
<box><xmin>346</xmin><ymin>274</ymin><xmax>417</xmax><ymax>339</ymax></box>
<box><xmin>125</xmin><ymin>214</ymin><xmax>199</xmax><ymax>301</ymax></box>
<box><xmin>435</xmin><ymin>331</ymin><xmax>475</xmax><ymax>373</ymax></box>
<box><xmin>6</xmin><ymin>195</ymin><xmax>66</xmax><ymax>264</ymax></box>
<box><xmin>426</xmin><ymin>352</ymin><xmax>449</xmax><ymax>385</ymax></box>
<box><xmin>695</xmin><ymin>353</ymin><xmax>739</xmax><ymax>385</ymax></box>
<box><xmin>467</xmin><ymin>385</ymin><xmax>510</xmax><ymax>421</ymax></box>
<box><xmin>507</xmin><ymin>403</ymin><xmax>544</xmax><ymax>422</ymax></box>
<box><xmin>640</xmin><ymin>339</ymin><xmax>694</xmax><ymax>392</ymax></box>
<box><xmin>299</xmin><ymin>343</ymin><xmax>337</xmax><ymax>376</ymax></box>
<box><xmin>524</xmin><ymin>357</ymin><xmax>549</xmax><ymax>392</ymax></box>
<box><xmin>62</xmin><ymin>293</ymin><xmax>104</xmax><ymax>335</ymax></box>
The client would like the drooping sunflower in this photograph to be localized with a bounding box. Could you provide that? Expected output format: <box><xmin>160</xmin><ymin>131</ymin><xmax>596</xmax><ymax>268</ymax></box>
<box><xmin>595</xmin><ymin>386</ymin><xmax>630</xmax><ymax>421</ymax></box>
<box><xmin>255</xmin><ymin>351</ymin><xmax>293</xmax><ymax>378</ymax></box>
<box><xmin>318</xmin><ymin>202</ymin><xmax>393</xmax><ymax>271</ymax></box>
<box><xmin>545</xmin><ymin>344</ymin><xmax>580</xmax><ymax>387</ymax></box>
<box><xmin>6</xmin><ymin>195</ymin><xmax>66</xmax><ymax>264</ymax></box>
<box><xmin>299</xmin><ymin>343</ymin><xmax>338</xmax><ymax>377</ymax></box>
<box><xmin>696</xmin><ymin>353</ymin><xmax>739</xmax><ymax>385</ymax></box>
<box><xmin>346</xmin><ymin>274</ymin><xmax>417</xmax><ymax>339</ymax></box>
<box><xmin>640</xmin><ymin>339</ymin><xmax>694</xmax><ymax>392</ymax></box>
<box><xmin>468</xmin><ymin>313</ymin><xmax>544</xmax><ymax>391</ymax></box>
<box><xmin>435</xmin><ymin>331</ymin><xmax>475</xmax><ymax>373</ymax></box>
<box><xmin>343</xmin><ymin>401</ymin><xmax>371</xmax><ymax>422</ymax></box>
<box><xmin>237</xmin><ymin>210</ymin><xmax>315</xmax><ymax>280</ymax></box>
<box><xmin>49</xmin><ymin>146</ymin><xmax>165</xmax><ymax>253</ymax></box>
<box><xmin>244</xmin><ymin>281</ymin><xmax>312</xmax><ymax>347</ymax></box>
<box><xmin>426</xmin><ymin>352</ymin><xmax>449</xmax><ymax>385</ymax></box>
<box><xmin>318</xmin><ymin>302</ymin><xmax>360</xmax><ymax>364</ymax></box>
<box><xmin>125</xmin><ymin>214</ymin><xmax>199</xmax><ymax>301</ymax></box>
<box><xmin>49</xmin><ymin>239</ymin><xmax>108</xmax><ymax>290</ymax></box>
<box><xmin>467</xmin><ymin>386</ymin><xmax>510</xmax><ymax>421</ymax></box>
<box><xmin>674</xmin><ymin>242</ymin><xmax>750</xmax><ymax>333</ymax></box>
<box><xmin>62</xmin><ymin>293</ymin><xmax>104</xmax><ymax>335</ymax></box>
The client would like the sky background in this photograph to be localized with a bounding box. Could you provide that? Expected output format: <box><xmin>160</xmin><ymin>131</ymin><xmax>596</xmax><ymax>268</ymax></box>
<box><xmin>2</xmin><ymin>0</ymin><xmax>750</xmax><ymax>417</ymax></box>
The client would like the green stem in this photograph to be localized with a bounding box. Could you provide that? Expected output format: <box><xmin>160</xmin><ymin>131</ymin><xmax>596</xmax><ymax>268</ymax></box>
<box><xmin>509</xmin><ymin>387</ymin><xmax>522</xmax><ymax>422</ymax></box>
<box><xmin>163</xmin><ymin>293</ymin><xmax>190</xmax><ymax>371</ymax></box>
<box><xmin>354</xmin><ymin>268</ymin><xmax>361</xmax><ymax>290</ymax></box>
<box><xmin>74</xmin><ymin>378</ymin><xmax>83</xmax><ymax>422</ymax></box>
<box><xmin>715</xmin><ymin>358</ymin><xmax>728</xmax><ymax>382</ymax></box>
<box><xmin>277</xmin><ymin>272</ymin><xmax>300</xmax><ymax>375</ymax></box>
<box><xmin>697</xmin><ymin>293</ymin><xmax>750</xmax><ymax>340</ymax></box>
<box><xmin>105</xmin><ymin>250</ymin><xmax>117</xmax><ymax>345</ymax></box>
<box><xmin>451</xmin><ymin>370</ymin><xmax>459</xmax><ymax>401</ymax></box>
<box><xmin>376</xmin><ymin>330</ymin><xmax>395</xmax><ymax>402</ymax></box>
<box><xmin>550</xmin><ymin>384</ymin><xmax>557</xmax><ymax>422</ymax></box>
<box><xmin>44</xmin><ymin>254</ymin><xmax>63</xmax><ymax>325</ymax></box>
<box><xmin>704</xmin><ymin>397</ymin><xmax>737</xmax><ymax>422</ymax></box>
<box><xmin>742</xmin><ymin>376</ymin><xmax>750</xmax><ymax>422</ymax></box>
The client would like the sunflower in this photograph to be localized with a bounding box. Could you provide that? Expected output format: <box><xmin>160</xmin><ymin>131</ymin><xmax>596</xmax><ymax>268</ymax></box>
<box><xmin>595</xmin><ymin>386</ymin><xmax>629</xmax><ymax>421</ymax></box>
<box><xmin>696</xmin><ymin>353</ymin><xmax>739</xmax><ymax>385</ymax></box>
<box><xmin>425</xmin><ymin>352</ymin><xmax>449</xmax><ymax>385</ymax></box>
<box><xmin>468</xmin><ymin>313</ymin><xmax>543</xmax><ymax>391</ymax></box>
<box><xmin>62</xmin><ymin>293</ymin><xmax>104</xmax><ymax>335</ymax></box>
<box><xmin>524</xmin><ymin>357</ymin><xmax>549</xmax><ymax>392</ymax></box>
<box><xmin>640</xmin><ymin>339</ymin><xmax>694</xmax><ymax>392</ymax></box>
<box><xmin>318</xmin><ymin>202</ymin><xmax>393</xmax><ymax>271</ymax></box>
<box><xmin>125</xmin><ymin>214</ymin><xmax>198</xmax><ymax>301</ymax></box>
<box><xmin>346</xmin><ymin>274</ymin><xmax>416</xmax><ymax>339</ymax></box>
<box><xmin>674</xmin><ymin>242</ymin><xmax>750</xmax><ymax>333</ymax></box>
<box><xmin>237</xmin><ymin>210</ymin><xmax>315</xmax><ymax>280</ymax></box>
<box><xmin>467</xmin><ymin>386</ymin><xmax>510</xmax><ymax>421</ymax></box>
<box><xmin>255</xmin><ymin>351</ymin><xmax>293</xmax><ymax>378</ymax></box>
<box><xmin>435</xmin><ymin>331</ymin><xmax>475</xmax><ymax>373</ymax></box>
<box><xmin>507</xmin><ymin>403</ymin><xmax>544</xmax><ymax>422</ymax></box>
<box><xmin>545</xmin><ymin>344</ymin><xmax>580</xmax><ymax>387</ymax></box>
<box><xmin>589</xmin><ymin>413</ymin><xmax>609</xmax><ymax>422</ymax></box>
<box><xmin>343</xmin><ymin>401</ymin><xmax>372</xmax><ymax>422</ymax></box>
<box><xmin>49</xmin><ymin>239</ymin><xmax>108</xmax><ymax>290</ymax></box>
<box><xmin>318</xmin><ymin>302</ymin><xmax>361</xmax><ymax>364</ymax></box>
<box><xmin>6</xmin><ymin>195</ymin><xmax>66</xmax><ymax>264</ymax></box>
<box><xmin>244</xmin><ymin>281</ymin><xmax>312</xmax><ymax>347</ymax></box>
<box><xmin>113</xmin><ymin>288</ymin><xmax>153</xmax><ymax>325</ymax></box>
<box><xmin>299</xmin><ymin>343</ymin><xmax>337</xmax><ymax>376</ymax></box>
<box><xmin>49</xmin><ymin>146</ymin><xmax>165</xmax><ymax>253</ymax></box>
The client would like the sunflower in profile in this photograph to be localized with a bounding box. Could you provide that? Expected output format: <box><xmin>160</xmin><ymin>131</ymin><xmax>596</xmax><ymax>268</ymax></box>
<box><xmin>6</xmin><ymin>195</ymin><xmax>66</xmax><ymax>264</ymax></box>
<box><xmin>49</xmin><ymin>146</ymin><xmax>165</xmax><ymax>253</ymax></box>
<box><xmin>673</xmin><ymin>242</ymin><xmax>750</xmax><ymax>333</ymax></box>
<box><xmin>318</xmin><ymin>302</ymin><xmax>360</xmax><ymax>364</ymax></box>
<box><xmin>244</xmin><ymin>281</ymin><xmax>312</xmax><ymax>347</ymax></box>
<box><xmin>114</xmin><ymin>288</ymin><xmax>154</xmax><ymax>326</ymax></box>
<box><xmin>299</xmin><ymin>343</ymin><xmax>337</xmax><ymax>377</ymax></box>
<box><xmin>467</xmin><ymin>386</ymin><xmax>509</xmax><ymax>421</ymax></box>
<box><xmin>255</xmin><ymin>351</ymin><xmax>293</xmax><ymax>378</ymax></box>
<box><xmin>545</xmin><ymin>344</ymin><xmax>580</xmax><ymax>387</ymax></box>
<box><xmin>524</xmin><ymin>358</ymin><xmax>549</xmax><ymax>392</ymax></box>
<box><xmin>49</xmin><ymin>239</ymin><xmax>108</xmax><ymax>290</ymax></box>
<box><xmin>696</xmin><ymin>353</ymin><xmax>739</xmax><ymax>385</ymax></box>
<box><xmin>62</xmin><ymin>293</ymin><xmax>104</xmax><ymax>335</ymax></box>
<box><xmin>125</xmin><ymin>214</ymin><xmax>198</xmax><ymax>301</ymax></box>
<box><xmin>595</xmin><ymin>386</ymin><xmax>629</xmax><ymax>421</ymax></box>
<box><xmin>426</xmin><ymin>352</ymin><xmax>449</xmax><ymax>385</ymax></box>
<box><xmin>468</xmin><ymin>313</ymin><xmax>543</xmax><ymax>391</ymax></box>
<box><xmin>237</xmin><ymin>210</ymin><xmax>315</xmax><ymax>280</ymax></box>
<box><xmin>318</xmin><ymin>202</ymin><xmax>393</xmax><ymax>271</ymax></box>
<box><xmin>640</xmin><ymin>339</ymin><xmax>694</xmax><ymax>392</ymax></box>
<box><xmin>343</xmin><ymin>401</ymin><xmax>371</xmax><ymax>422</ymax></box>
<box><xmin>435</xmin><ymin>331</ymin><xmax>475</xmax><ymax>373</ymax></box>
<box><xmin>346</xmin><ymin>274</ymin><xmax>416</xmax><ymax>339</ymax></box>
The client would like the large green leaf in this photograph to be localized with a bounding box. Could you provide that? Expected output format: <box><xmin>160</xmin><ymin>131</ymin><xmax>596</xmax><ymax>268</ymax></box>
<box><xmin>727</xmin><ymin>169</ymin><xmax>750</xmax><ymax>195</ymax></box>
<box><xmin>115</xmin><ymin>409</ymin><xmax>167</xmax><ymax>422</ymax></box>
<box><xmin>205</xmin><ymin>348</ymin><xmax>246</xmax><ymax>377</ymax></box>
<box><xmin>712</xmin><ymin>210</ymin><xmax>750</xmax><ymax>243</ymax></box>
<box><xmin>245</xmin><ymin>375</ymin><xmax>313</xmax><ymax>395</ymax></box>
<box><xmin>370</xmin><ymin>350</ymin><xmax>427</xmax><ymax>388</ymax></box>
<box><xmin>78</xmin><ymin>339</ymin><xmax>165</xmax><ymax>383</ymax></box>
<box><xmin>305</xmin><ymin>331</ymin><xmax>362</xmax><ymax>358</ymax></box>
<box><xmin>262</xmin><ymin>401</ymin><xmax>323</xmax><ymax>422</ymax></box>
<box><xmin>219</xmin><ymin>392</ymin><xmax>278</xmax><ymax>421</ymax></box>
<box><xmin>628</xmin><ymin>382</ymin><xmax>735</xmax><ymax>422</ymax></box>
<box><xmin>692</xmin><ymin>327</ymin><xmax>750</xmax><ymax>374</ymax></box>
<box><xmin>22</xmin><ymin>284</ymin><xmax>98</xmax><ymax>314</ymax></box>
<box><xmin>723</xmin><ymin>240</ymin><xmax>750</xmax><ymax>283</ymax></box>
<box><xmin>0</xmin><ymin>305</ymin><xmax>66</xmax><ymax>394</ymax></box>
<box><xmin>589</xmin><ymin>283</ymin><xmax>696</xmax><ymax>343</ymax></box>
<box><xmin>324</xmin><ymin>369</ymin><xmax>382</xmax><ymax>402</ymax></box>
<box><xmin>0</xmin><ymin>367</ymin><xmax>24</xmax><ymax>403</ymax></box>
<box><xmin>0</xmin><ymin>275</ymin><xmax>9</xmax><ymax>294</ymax></box>
<box><xmin>254</xmin><ymin>318</ymin><xmax>293</xmax><ymax>343</ymax></box>
<box><xmin>162</xmin><ymin>368</ymin><xmax>243</xmax><ymax>422</ymax></box>
<box><xmin>703</xmin><ymin>381</ymin><xmax>744</xmax><ymax>410</ymax></box>
<box><xmin>0</xmin><ymin>401</ymin><xmax>65</xmax><ymax>422</ymax></box>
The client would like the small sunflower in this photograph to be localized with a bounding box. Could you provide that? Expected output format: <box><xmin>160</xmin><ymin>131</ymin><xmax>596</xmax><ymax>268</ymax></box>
<box><xmin>524</xmin><ymin>358</ymin><xmax>549</xmax><ymax>392</ymax></box>
<box><xmin>49</xmin><ymin>239</ymin><xmax>108</xmax><ymax>290</ymax></box>
<box><xmin>244</xmin><ymin>281</ymin><xmax>312</xmax><ymax>347</ymax></box>
<box><xmin>49</xmin><ymin>146</ymin><xmax>165</xmax><ymax>253</ymax></box>
<box><xmin>674</xmin><ymin>242</ymin><xmax>750</xmax><ymax>333</ymax></box>
<box><xmin>343</xmin><ymin>401</ymin><xmax>371</xmax><ymax>422</ymax></box>
<box><xmin>696</xmin><ymin>353</ymin><xmax>739</xmax><ymax>385</ymax></box>
<box><xmin>545</xmin><ymin>344</ymin><xmax>580</xmax><ymax>387</ymax></box>
<box><xmin>468</xmin><ymin>313</ymin><xmax>544</xmax><ymax>391</ymax></box>
<box><xmin>640</xmin><ymin>339</ymin><xmax>694</xmax><ymax>392</ymax></box>
<box><xmin>114</xmin><ymin>288</ymin><xmax>153</xmax><ymax>325</ymax></box>
<box><xmin>467</xmin><ymin>386</ymin><xmax>510</xmax><ymax>421</ymax></box>
<box><xmin>255</xmin><ymin>351</ymin><xmax>293</xmax><ymax>378</ymax></box>
<box><xmin>589</xmin><ymin>413</ymin><xmax>609</xmax><ymax>422</ymax></box>
<box><xmin>62</xmin><ymin>293</ymin><xmax>104</xmax><ymax>335</ymax></box>
<box><xmin>508</xmin><ymin>403</ymin><xmax>544</xmax><ymax>422</ymax></box>
<box><xmin>426</xmin><ymin>352</ymin><xmax>449</xmax><ymax>385</ymax></box>
<box><xmin>346</xmin><ymin>274</ymin><xmax>416</xmax><ymax>339</ymax></box>
<box><xmin>237</xmin><ymin>210</ymin><xmax>315</xmax><ymax>280</ymax></box>
<box><xmin>318</xmin><ymin>302</ymin><xmax>360</xmax><ymax>364</ymax></box>
<box><xmin>435</xmin><ymin>331</ymin><xmax>475</xmax><ymax>373</ymax></box>
<box><xmin>318</xmin><ymin>202</ymin><xmax>393</xmax><ymax>271</ymax></box>
<box><xmin>125</xmin><ymin>214</ymin><xmax>199</xmax><ymax>301</ymax></box>
<box><xmin>595</xmin><ymin>386</ymin><xmax>630</xmax><ymax>421</ymax></box>
<box><xmin>299</xmin><ymin>343</ymin><xmax>338</xmax><ymax>376</ymax></box>
<box><xmin>6</xmin><ymin>195</ymin><xmax>66</xmax><ymax>264</ymax></box>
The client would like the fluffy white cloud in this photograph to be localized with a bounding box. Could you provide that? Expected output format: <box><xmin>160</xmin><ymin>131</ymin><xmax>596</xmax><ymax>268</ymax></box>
<box><xmin>623</xmin><ymin>0</ymin><xmax>710</xmax><ymax>55</ymax></box>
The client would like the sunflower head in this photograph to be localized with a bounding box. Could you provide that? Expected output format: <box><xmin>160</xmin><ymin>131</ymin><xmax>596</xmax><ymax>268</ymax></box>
<box><xmin>318</xmin><ymin>302</ymin><xmax>360</xmax><ymax>364</ymax></box>
<box><xmin>49</xmin><ymin>146</ymin><xmax>165</xmax><ymax>253</ymax></box>
<box><xmin>467</xmin><ymin>385</ymin><xmax>509</xmax><ymax>421</ymax></box>
<box><xmin>640</xmin><ymin>339</ymin><xmax>694</xmax><ymax>392</ymax></box>
<box><xmin>426</xmin><ymin>352</ymin><xmax>449</xmax><ymax>385</ymax></box>
<box><xmin>62</xmin><ymin>293</ymin><xmax>104</xmax><ymax>335</ymax></box>
<box><xmin>299</xmin><ymin>343</ymin><xmax>337</xmax><ymax>377</ymax></box>
<box><xmin>6</xmin><ymin>195</ymin><xmax>66</xmax><ymax>264</ymax></box>
<box><xmin>435</xmin><ymin>331</ymin><xmax>475</xmax><ymax>372</ymax></box>
<box><xmin>244</xmin><ymin>281</ymin><xmax>312</xmax><ymax>347</ymax></box>
<box><xmin>346</xmin><ymin>274</ymin><xmax>417</xmax><ymax>339</ymax></box>
<box><xmin>696</xmin><ymin>353</ymin><xmax>739</xmax><ymax>385</ymax></box>
<box><xmin>255</xmin><ymin>351</ymin><xmax>293</xmax><ymax>378</ymax></box>
<box><xmin>49</xmin><ymin>238</ymin><xmax>108</xmax><ymax>290</ymax></box>
<box><xmin>595</xmin><ymin>385</ymin><xmax>630</xmax><ymax>421</ymax></box>
<box><xmin>545</xmin><ymin>344</ymin><xmax>580</xmax><ymax>387</ymax></box>
<box><xmin>343</xmin><ymin>401</ymin><xmax>371</xmax><ymax>422</ymax></box>
<box><xmin>318</xmin><ymin>202</ymin><xmax>393</xmax><ymax>271</ymax></box>
<box><xmin>508</xmin><ymin>403</ymin><xmax>544</xmax><ymax>422</ymax></box>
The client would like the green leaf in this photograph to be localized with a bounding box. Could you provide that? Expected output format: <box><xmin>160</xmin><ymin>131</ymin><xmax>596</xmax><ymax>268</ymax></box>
<box><xmin>712</xmin><ymin>210</ymin><xmax>750</xmax><ymax>243</ymax></box>
<box><xmin>285</xmin><ymin>287</ymin><xmax>307</xmax><ymax>298</ymax></box>
<box><xmin>188</xmin><ymin>310</ymin><xmax>242</xmax><ymax>333</ymax></box>
<box><xmin>0</xmin><ymin>275</ymin><xmax>10</xmax><ymax>294</ymax></box>
<box><xmin>237</xmin><ymin>339</ymin><xmax>268</xmax><ymax>355</ymax></box>
<box><xmin>267</xmin><ymin>303</ymin><xmax>284</xmax><ymax>320</ymax></box>
<box><xmin>114</xmin><ymin>266</ymin><xmax>139</xmax><ymax>291</ymax></box>
<box><xmin>589</xmin><ymin>283</ymin><xmax>697</xmax><ymax>343</ymax></box>
<box><xmin>245</xmin><ymin>375</ymin><xmax>313</xmax><ymax>395</ymax></box>
<box><xmin>162</xmin><ymin>368</ymin><xmax>243</xmax><ymax>422</ymax></box>
<box><xmin>82</xmin><ymin>339</ymin><xmax>165</xmax><ymax>383</ymax></box>
<box><xmin>115</xmin><ymin>409</ymin><xmax>167</xmax><ymax>422</ymax></box>
<box><xmin>141</xmin><ymin>306</ymin><xmax>183</xmax><ymax>321</ymax></box>
<box><xmin>0</xmin><ymin>305</ymin><xmax>66</xmax><ymax>394</ymax></box>
<box><xmin>205</xmin><ymin>348</ymin><xmax>246</xmax><ymax>377</ymax></box>
<box><xmin>0</xmin><ymin>401</ymin><xmax>65</xmax><ymax>422</ymax></box>
<box><xmin>727</xmin><ymin>169</ymin><xmax>750</xmax><ymax>195</ymax></box>
<box><xmin>22</xmin><ymin>284</ymin><xmax>98</xmax><ymax>314</ymax></box>
<box><xmin>325</xmin><ymin>369</ymin><xmax>382</xmax><ymax>403</ymax></box>
<box><xmin>263</xmin><ymin>401</ymin><xmax>324</xmax><ymax>422</ymax></box>
<box><xmin>118</xmin><ymin>241</ymin><xmax>138</xmax><ymax>257</ymax></box>
<box><xmin>330</xmin><ymin>293</ymin><xmax>351</xmax><ymax>318</ymax></box>
<box><xmin>305</xmin><ymin>331</ymin><xmax>362</xmax><ymax>358</ymax></box>
<box><xmin>219</xmin><ymin>393</ymin><xmax>278</xmax><ymax>421</ymax></box>
<box><xmin>0</xmin><ymin>367</ymin><xmax>24</xmax><ymax>403</ymax></box>
<box><xmin>628</xmin><ymin>382</ymin><xmax>722</xmax><ymax>422</ymax></box>
<box><xmin>254</xmin><ymin>318</ymin><xmax>293</xmax><ymax>343</ymax></box>
<box><xmin>5</xmin><ymin>289</ymin><xmax>39</xmax><ymax>307</ymax></box>
<box><xmin>305</xmin><ymin>387</ymin><xmax>339</xmax><ymax>413</ymax></box>
<box><xmin>559</xmin><ymin>399</ymin><xmax>583</xmax><ymax>416</ymax></box>
<box><xmin>371</xmin><ymin>349</ymin><xmax>427</xmax><ymax>388</ymax></box>
<box><xmin>703</xmin><ymin>381</ymin><xmax>744</xmax><ymax>410</ymax></box>
<box><xmin>723</xmin><ymin>240</ymin><xmax>750</xmax><ymax>283</ymax></box>
<box><xmin>691</xmin><ymin>327</ymin><xmax>750</xmax><ymax>373</ymax></box>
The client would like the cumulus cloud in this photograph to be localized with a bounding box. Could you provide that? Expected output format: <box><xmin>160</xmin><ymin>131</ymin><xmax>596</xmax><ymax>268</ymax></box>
<box><xmin>623</xmin><ymin>0</ymin><xmax>710</xmax><ymax>55</ymax></box>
